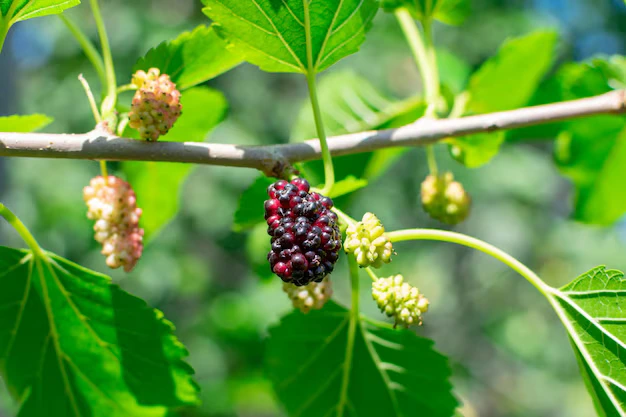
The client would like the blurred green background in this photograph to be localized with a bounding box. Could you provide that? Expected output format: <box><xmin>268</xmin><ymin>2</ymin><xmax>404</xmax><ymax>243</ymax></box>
<box><xmin>1</xmin><ymin>0</ymin><xmax>626</xmax><ymax>416</ymax></box>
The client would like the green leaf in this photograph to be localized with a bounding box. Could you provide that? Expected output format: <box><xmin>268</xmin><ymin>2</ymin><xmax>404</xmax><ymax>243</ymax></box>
<box><xmin>0</xmin><ymin>0</ymin><xmax>80</xmax><ymax>52</ymax></box>
<box><xmin>449</xmin><ymin>30</ymin><xmax>557</xmax><ymax>168</ymax></box>
<box><xmin>326</xmin><ymin>176</ymin><xmax>368</xmax><ymax>198</ymax></box>
<box><xmin>0</xmin><ymin>246</ymin><xmax>198</xmax><ymax>416</ymax></box>
<box><xmin>134</xmin><ymin>25</ymin><xmax>243</xmax><ymax>90</ymax></box>
<box><xmin>0</xmin><ymin>114</ymin><xmax>52</xmax><ymax>132</ymax></box>
<box><xmin>201</xmin><ymin>0</ymin><xmax>379</xmax><ymax>74</ymax></box>
<box><xmin>123</xmin><ymin>87</ymin><xmax>228</xmax><ymax>240</ymax></box>
<box><xmin>266</xmin><ymin>301</ymin><xmax>458</xmax><ymax>417</ymax></box>
<box><xmin>381</xmin><ymin>0</ymin><xmax>471</xmax><ymax>26</ymax></box>
<box><xmin>466</xmin><ymin>30</ymin><xmax>557</xmax><ymax>114</ymax></box>
<box><xmin>233</xmin><ymin>175</ymin><xmax>274</xmax><ymax>232</ymax></box>
<box><xmin>550</xmin><ymin>57</ymin><xmax>626</xmax><ymax>225</ymax></box>
<box><xmin>292</xmin><ymin>70</ymin><xmax>426</xmax><ymax>183</ymax></box>
<box><xmin>555</xmin><ymin>120</ymin><xmax>626</xmax><ymax>225</ymax></box>
<box><xmin>447</xmin><ymin>132</ymin><xmax>505</xmax><ymax>168</ymax></box>
<box><xmin>549</xmin><ymin>266</ymin><xmax>626</xmax><ymax>416</ymax></box>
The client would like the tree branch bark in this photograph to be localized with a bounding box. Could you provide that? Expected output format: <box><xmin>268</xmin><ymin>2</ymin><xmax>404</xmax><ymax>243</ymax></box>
<box><xmin>1</xmin><ymin>90</ymin><xmax>624</xmax><ymax>176</ymax></box>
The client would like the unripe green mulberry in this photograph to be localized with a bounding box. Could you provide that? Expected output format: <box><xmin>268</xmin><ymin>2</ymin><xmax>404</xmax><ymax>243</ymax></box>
<box><xmin>345</xmin><ymin>213</ymin><xmax>394</xmax><ymax>268</ymax></box>
<box><xmin>283</xmin><ymin>276</ymin><xmax>333</xmax><ymax>313</ymax></box>
<box><xmin>372</xmin><ymin>275</ymin><xmax>429</xmax><ymax>328</ymax></box>
<box><xmin>421</xmin><ymin>172</ymin><xmax>471</xmax><ymax>225</ymax></box>
<box><xmin>129</xmin><ymin>68</ymin><xmax>182</xmax><ymax>141</ymax></box>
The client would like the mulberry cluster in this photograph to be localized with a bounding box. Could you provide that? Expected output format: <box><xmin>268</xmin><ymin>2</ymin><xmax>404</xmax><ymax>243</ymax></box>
<box><xmin>129</xmin><ymin>68</ymin><xmax>182</xmax><ymax>141</ymax></box>
<box><xmin>83</xmin><ymin>176</ymin><xmax>144</xmax><ymax>272</ymax></box>
<box><xmin>283</xmin><ymin>276</ymin><xmax>333</xmax><ymax>313</ymax></box>
<box><xmin>421</xmin><ymin>172</ymin><xmax>471</xmax><ymax>225</ymax></box>
<box><xmin>345</xmin><ymin>212</ymin><xmax>394</xmax><ymax>268</ymax></box>
<box><xmin>265</xmin><ymin>178</ymin><xmax>342</xmax><ymax>286</ymax></box>
<box><xmin>372</xmin><ymin>275</ymin><xmax>429</xmax><ymax>327</ymax></box>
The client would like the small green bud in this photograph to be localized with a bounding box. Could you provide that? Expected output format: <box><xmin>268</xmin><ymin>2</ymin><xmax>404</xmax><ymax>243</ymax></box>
<box><xmin>345</xmin><ymin>213</ymin><xmax>394</xmax><ymax>268</ymax></box>
<box><xmin>421</xmin><ymin>172</ymin><xmax>471</xmax><ymax>225</ymax></box>
<box><xmin>372</xmin><ymin>275</ymin><xmax>429</xmax><ymax>328</ymax></box>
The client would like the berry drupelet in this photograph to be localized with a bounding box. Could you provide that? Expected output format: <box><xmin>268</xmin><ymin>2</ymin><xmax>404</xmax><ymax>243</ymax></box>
<box><xmin>264</xmin><ymin>178</ymin><xmax>342</xmax><ymax>286</ymax></box>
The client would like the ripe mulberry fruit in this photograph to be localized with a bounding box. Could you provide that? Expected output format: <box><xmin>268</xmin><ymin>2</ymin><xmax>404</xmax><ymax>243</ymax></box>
<box><xmin>128</xmin><ymin>68</ymin><xmax>182</xmax><ymax>141</ymax></box>
<box><xmin>421</xmin><ymin>172</ymin><xmax>471</xmax><ymax>225</ymax></box>
<box><xmin>83</xmin><ymin>176</ymin><xmax>144</xmax><ymax>272</ymax></box>
<box><xmin>372</xmin><ymin>275</ymin><xmax>429</xmax><ymax>327</ymax></box>
<box><xmin>264</xmin><ymin>178</ymin><xmax>342</xmax><ymax>286</ymax></box>
<box><xmin>345</xmin><ymin>212</ymin><xmax>394</xmax><ymax>268</ymax></box>
<box><xmin>283</xmin><ymin>276</ymin><xmax>333</xmax><ymax>313</ymax></box>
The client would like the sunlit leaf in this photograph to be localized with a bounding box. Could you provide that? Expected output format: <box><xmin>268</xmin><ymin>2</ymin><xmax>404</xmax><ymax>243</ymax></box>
<box><xmin>550</xmin><ymin>266</ymin><xmax>626</xmax><ymax>416</ymax></box>
<box><xmin>0</xmin><ymin>246</ymin><xmax>198</xmax><ymax>416</ymax></box>
<box><xmin>202</xmin><ymin>0</ymin><xmax>379</xmax><ymax>74</ymax></box>
<box><xmin>0</xmin><ymin>114</ymin><xmax>52</xmax><ymax>132</ymax></box>
<box><xmin>449</xmin><ymin>30</ymin><xmax>557</xmax><ymax>167</ymax></box>
<box><xmin>326</xmin><ymin>176</ymin><xmax>368</xmax><ymax>199</ymax></box>
<box><xmin>0</xmin><ymin>0</ymin><xmax>80</xmax><ymax>52</ymax></box>
<box><xmin>123</xmin><ymin>87</ymin><xmax>228</xmax><ymax>241</ymax></box>
<box><xmin>266</xmin><ymin>301</ymin><xmax>458</xmax><ymax>417</ymax></box>
<box><xmin>134</xmin><ymin>25</ymin><xmax>243</xmax><ymax>90</ymax></box>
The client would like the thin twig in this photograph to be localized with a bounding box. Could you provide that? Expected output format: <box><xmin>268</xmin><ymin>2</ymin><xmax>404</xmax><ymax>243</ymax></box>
<box><xmin>0</xmin><ymin>91</ymin><xmax>624</xmax><ymax>176</ymax></box>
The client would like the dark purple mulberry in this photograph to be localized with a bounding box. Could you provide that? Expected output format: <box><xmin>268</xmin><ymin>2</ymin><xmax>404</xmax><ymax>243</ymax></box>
<box><xmin>265</xmin><ymin>178</ymin><xmax>342</xmax><ymax>286</ymax></box>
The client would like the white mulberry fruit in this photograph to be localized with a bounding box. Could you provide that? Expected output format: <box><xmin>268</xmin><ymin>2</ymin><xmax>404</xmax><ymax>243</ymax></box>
<box><xmin>345</xmin><ymin>212</ymin><xmax>394</xmax><ymax>268</ymax></box>
<box><xmin>129</xmin><ymin>68</ymin><xmax>182</xmax><ymax>141</ymax></box>
<box><xmin>84</xmin><ymin>176</ymin><xmax>144</xmax><ymax>272</ymax></box>
<box><xmin>283</xmin><ymin>276</ymin><xmax>333</xmax><ymax>313</ymax></box>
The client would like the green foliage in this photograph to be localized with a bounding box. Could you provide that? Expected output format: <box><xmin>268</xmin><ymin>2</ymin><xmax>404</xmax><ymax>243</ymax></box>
<box><xmin>266</xmin><ymin>301</ymin><xmax>458</xmax><ymax>417</ymax></box>
<box><xmin>381</xmin><ymin>0</ymin><xmax>471</xmax><ymax>25</ymax></box>
<box><xmin>549</xmin><ymin>266</ymin><xmax>626</xmax><ymax>416</ymax></box>
<box><xmin>0</xmin><ymin>246</ymin><xmax>198</xmax><ymax>416</ymax></box>
<box><xmin>449</xmin><ymin>30</ymin><xmax>558</xmax><ymax>167</ymax></box>
<box><xmin>134</xmin><ymin>25</ymin><xmax>243</xmax><ymax>91</ymax></box>
<box><xmin>0</xmin><ymin>0</ymin><xmax>80</xmax><ymax>52</ymax></box>
<box><xmin>551</xmin><ymin>56</ymin><xmax>626</xmax><ymax>225</ymax></box>
<box><xmin>292</xmin><ymin>70</ymin><xmax>426</xmax><ymax>183</ymax></box>
<box><xmin>123</xmin><ymin>87</ymin><xmax>228</xmax><ymax>240</ymax></box>
<box><xmin>0</xmin><ymin>114</ymin><xmax>52</xmax><ymax>132</ymax></box>
<box><xmin>202</xmin><ymin>0</ymin><xmax>379</xmax><ymax>74</ymax></box>
<box><xmin>233</xmin><ymin>175</ymin><xmax>274</xmax><ymax>232</ymax></box>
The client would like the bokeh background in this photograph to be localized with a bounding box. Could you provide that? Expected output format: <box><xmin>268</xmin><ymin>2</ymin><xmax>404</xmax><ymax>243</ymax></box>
<box><xmin>1</xmin><ymin>0</ymin><xmax>626</xmax><ymax>416</ymax></box>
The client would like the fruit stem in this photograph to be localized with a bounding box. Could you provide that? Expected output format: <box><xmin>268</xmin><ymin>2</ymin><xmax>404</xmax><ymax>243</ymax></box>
<box><xmin>303</xmin><ymin>0</ymin><xmax>335</xmax><ymax>196</ymax></box>
<box><xmin>100</xmin><ymin>160</ymin><xmax>109</xmax><ymax>180</ymax></box>
<box><xmin>0</xmin><ymin>203</ymin><xmax>44</xmax><ymax>257</ymax></box>
<box><xmin>332</xmin><ymin>207</ymin><xmax>356</xmax><ymax>227</ymax></box>
<box><xmin>89</xmin><ymin>0</ymin><xmax>117</xmax><ymax>118</ymax></box>
<box><xmin>365</xmin><ymin>267</ymin><xmax>379</xmax><ymax>283</ymax></box>
<box><xmin>59</xmin><ymin>14</ymin><xmax>106</xmax><ymax>87</ymax></box>
<box><xmin>78</xmin><ymin>74</ymin><xmax>102</xmax><ymax>123</ymax></box>
<box><xmin>396</xmin><ymin>9</ymin><xmax>441</xmax><ymax>176</ymax></box>
<box><xmin>117</xmin><ymin>84</ymin><xmax>137</xmax><ymax>94</ymax></box>
<box><xmin>386</xmin><ymin>229</ymin><xmax>552</xmax><ymax>296</ymax></box>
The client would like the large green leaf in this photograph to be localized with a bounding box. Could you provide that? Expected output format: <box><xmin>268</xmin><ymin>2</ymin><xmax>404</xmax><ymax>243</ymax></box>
<box><xmin>0</xmin><ymin>114</ymin><xmax>52</xmax><ymax>132</ymax></box>
<box><xmin>266</xmin><ymin>301</ymin><xmax>458</xmax><ymax>417</ymax></box>
<box><xmin>122</xmin><ymin>87</ymin><xmax>228</xmax><ymax>241</ymax></box>
<box><xmin>381</xmin><ymin>0</ymin><xmax>471</xmax><ymax>25</ymax></box>
<box><xmin>548</xmin><ymin>266</ymin><xmax>626</xmax><ymax>416</ymax></box>
<box><xmin>449</xmin><ymin>30</ymin><xmax>557</xmax><ymax>168</ymax></box>
<box><xmin>0</xmin><ymin>0</ymin><xmax>80</xmax><ymax>52</ymax></box>
<box><xmin>0</xmin><ymin>245</ymin><xmax>198</xmax><ymax>416</ymax></box>
<box><xmin>201</xmin><ymin>0</ymin><xmax>379</xmax><ymax>74</ymax></box>
<box><xmin>134</xmin><ymin>25</ymin><xmax>243</xmax><ymax>90</ymax></box>
<box><xmin>292</xmin><ymin>70</ymin><xmax>426</xmax><ymax>184</ymax></box>
<box><xmin>550</xmin><ymin>57</ymin><xmax>626</xmax><ymax>225</ymax></box>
